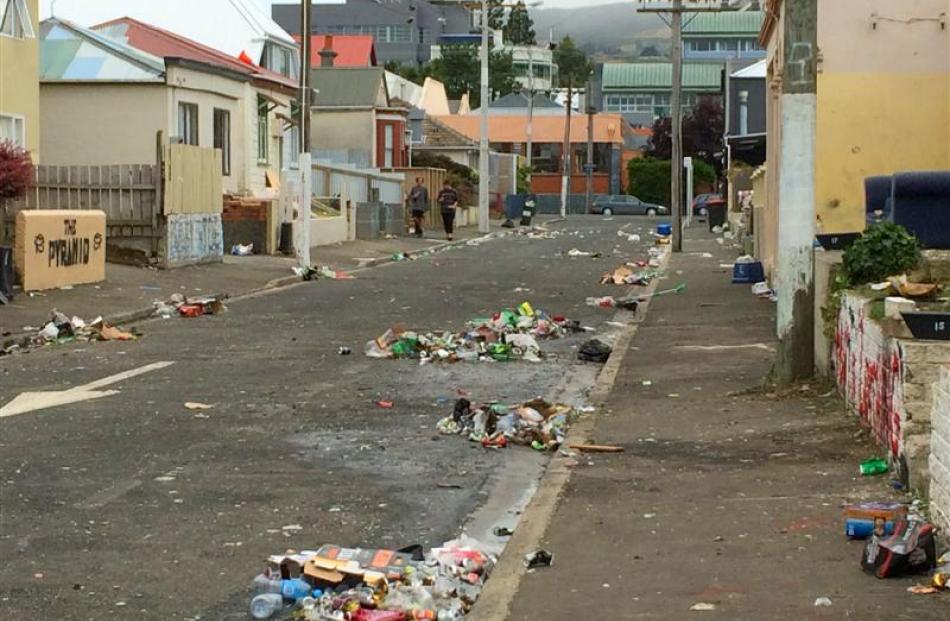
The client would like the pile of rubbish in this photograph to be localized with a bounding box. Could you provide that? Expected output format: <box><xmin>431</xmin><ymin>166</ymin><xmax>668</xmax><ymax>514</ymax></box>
<box><xmin>843</xmin><ymin>498</ymin><xmax>949</xmax><ymax>594</ymax></box>
<box><xmin>153</xmin><ymin>293</ymin><xmax>228</xmax><ymax>318</ymax></box>
<box><xmin>293</xmin><ymin>266</ymin><xmax>356</xmax><ymax>281</ymax></box>
<box><xmin>248</xmin><ymin>537</ymin><xmax>493</xmax><ymax>620</ymax></box>
<box><xmin>437</xmin><ymin>398</ymin><xmax>574</xmax><ymax>451</ymax></box>
<box><xmin>599</xmin><ymin>265</ymin><xmax>657</xmax><ymax>286</ymax></box>
<box><xmin>365</xmin><ymin>303</ymin><xmax>582</xmax><ymax>364</ymax></box>
<box><xmin>2</xmin><ymin>310</ymin><xmax>136</xmax><ymax>356</ymax></box>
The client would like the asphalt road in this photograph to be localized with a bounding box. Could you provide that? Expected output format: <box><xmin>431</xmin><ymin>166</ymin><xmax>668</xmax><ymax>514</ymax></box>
<box><xmin>0</xmin><ymin>217</ymin><xmax>657</xmax><ymax>620</ymax></box>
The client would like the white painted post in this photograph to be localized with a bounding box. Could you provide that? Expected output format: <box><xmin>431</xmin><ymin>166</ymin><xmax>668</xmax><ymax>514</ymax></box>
<box><xmin>775</xmin><ymin>0</ymin><xmax>818</xmax><ymax>383</ymax></box>
<box><xmin>297</xmin><ymin>154</ymin><xmax>312</xmax><ymax>268</ymax></box>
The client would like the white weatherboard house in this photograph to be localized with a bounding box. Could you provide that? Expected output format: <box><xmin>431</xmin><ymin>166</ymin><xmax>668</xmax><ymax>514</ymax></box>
<box><xmin>39</xmin><ymin>0</ymin><xmax>299</xmax><ymax>79</ymax></box>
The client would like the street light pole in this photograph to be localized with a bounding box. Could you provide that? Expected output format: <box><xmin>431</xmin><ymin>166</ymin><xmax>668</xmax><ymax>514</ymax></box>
<box><xmin>477</xmin><ymin>0</ymin><xmax>491</xmax><ymax>233</ymax></box>
<box><xmin>670</xmin><ymin>0</ymin><xmax>684</xmax><ymax>252</ymax></box>
<box><xmin>526</xmin><ymin>47</ymin><xmax>534</xmax><ymax>187</ymax></box>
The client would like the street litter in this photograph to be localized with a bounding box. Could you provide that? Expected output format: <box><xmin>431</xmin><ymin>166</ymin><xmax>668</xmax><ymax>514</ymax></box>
<box><xmin>813</xmin><ymin>597</ymin><xmax>832</xmax><ymax>607</ymax></box>
<box><xmin>2</xmin><ymin>310</ymin><xmax>138</xmax><ymax>356</ymax></box>
<box><xmin>567</xmin><ymin>248</ymin><xmax>602</xmax><ymax>258</ymax></box>
<box><xmin>524</xmin><ymin>550</ymin><xmax>553</xmax><ymax>569</ymax></box>
<box><xmin>376</xmin><ymin>400</ymin><xmax>395</xmax><ymax>409</ymax></box>
<box><xmin>248</xmin><ymin>537</ymin><xmax>494</xmax><ymax>620</ymax></box>
<box><xmin>318</xmin><ymin>266</ymin><xmax>355</xmax><ymax>280</ymax></box>
<box><xmin>338</xmin><ymin>347</ymin><xmax>352</xmax><ymax>356</ymax></box>
<box><xmin>365</xmin><ymin>302</ymin><xmax>581</xmax><ymax>363</ymax></box>
<box><xmin>842</xmin><ymin>502</ymin><xmax>907</xmax><ymax>538</ymax></box>
<box><xmin>599</xmin><ymin>266</ymin><xmax>655</xmax><ymax>286</ymax></box>
<box><xmin>437</xmin><ymin>398</ymin><xmax>575</xmax><ymax>451</ymax></box>
<box><xmin>578</xmin><ymin>339</ymin><xmax>612</xmax><ymax>363</ymax></box>
<box><xmin>689</xmin><ymin>602</ymin><xmax>716</xmax><ymax>611</ymax></box>
<box><xmin>585</xmin><ymin>296</ymin><xmax>639</xmax><ymax>311</ymax></box>
<box><xmin>859</xmin><ymin>457</ymin><xmax>889</xmax><ymax>476</ymax></box>
<box><xmin>862</xmin><ymin>519</ymin><xmax>937</xmax><ymax>578</ymax></box>
<box><xmin>231</xmin><ymin>243</ymin><xmax>254</xmax><ymax>256</ymax></box>
<box><xmin>569</xmin><ymin>444</ymin><xmax>624</xmax><ymax>453</ymax></box>
<box><xmin>184</xmin><ymin>402</ymin><xmax>214</xmax><ymax>411</ymax></box>
<box><xmin>153</xmin><ymin>293</ymin><xmax>227</xmax><ymax>318</ymax></box>
<box><xmin>637</xmin><ymin>283</ymin><xmax>687</xmax><ymax>300</ymax></box>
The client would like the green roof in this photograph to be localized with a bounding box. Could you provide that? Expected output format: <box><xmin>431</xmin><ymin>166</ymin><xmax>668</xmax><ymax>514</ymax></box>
<box><xmin>602</xmin><ymin>63</ymin><xmax>722</xmax><ymax>91</ymax></box>
<box><xmin>683</xmin><ymin>11</ymin><xmax>764</xmax><ymax>36</ymax></box>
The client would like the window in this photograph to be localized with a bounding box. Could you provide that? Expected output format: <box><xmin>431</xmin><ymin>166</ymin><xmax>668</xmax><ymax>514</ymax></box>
<box><xmin>1</xmin><ymin>0</ymin><xmax>35</xmax><ymax>39</ymax></box>
<box><xmin>257</xmin><ymin>96</ymin><xmax>269</xmax><ymax>164</ymax></box>
<box><xmin>213</xmin><ymin>109</ymin><xmax>231</xmax><ymax>176</ymax></box>
<box><xmin>178</xmin><ymin>102</ymin><xmax>198</xmax><ymax>145</ymax></box>
<box><xmin>0</xmin><ymin>113</ymin><xmax>25</xmax><ymax>146</ymax></box>
<box><xmin>383</xmin><ymin>124</ymin><xmax>394</xmax><ymax>168</ymax></box>
<box><xmin>605</xmin><ymin>94</ymin><xmax>653</xmax><ymax>113</ymax></box>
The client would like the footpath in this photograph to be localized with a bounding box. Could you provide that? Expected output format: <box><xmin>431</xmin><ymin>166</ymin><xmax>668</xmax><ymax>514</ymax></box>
<box><xmin>0</xmin><ymin>226</ymin><xmax>493</xmax><ymax>338</ymax></box>
<box><xmin>485</xmin><ymin>226</ymin><xmax>948</xmax><ymax>620</ymax></box>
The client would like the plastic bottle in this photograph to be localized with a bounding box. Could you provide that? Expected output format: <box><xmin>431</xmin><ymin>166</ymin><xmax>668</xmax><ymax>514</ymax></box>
<box><xmin>860</xmin><ymin>457</ymin><xmax>889</xmax><ymax>476</ymax></box>
<box><xmin>250</xmin><ymin>593</ymin><xmax>283</xmax><ymax>619</ymax></box>
<box><xmin>281</xmin><ymin>578</ymin><xmax>314</xmax><ymax>601</ymax></box>
<box><xmin>251</xmin><ymin>574</ymin><xmax>281</xmax><ymax>594</ymax></box>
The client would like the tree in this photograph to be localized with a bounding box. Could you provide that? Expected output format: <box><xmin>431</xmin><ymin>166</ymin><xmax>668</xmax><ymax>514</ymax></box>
<box><xmin>627</xmin><ymin>157</ymin><xmax>715</xmax><ymax>207</ymax></box>
<box><xmin>639</xmin><ymin>44</ymin><xmax>663</xmax><ymax>58</ymax></box>
<box><xmin>0</xmin><ymin>140</ymin><xmax>34</xmax><ymax>204</ymax></box>
<box><xmin>487</xmin><ymin>0</ymin><xmax>506</xmax><ymax>31</ymax></box>
<box><xmin>645</xmin><ymin>96</ymin><xmax>725</xmax><ymax>170</ymax></box>
<box><xmin>504</xmin><ymin>1</ymin><xmax>536</xmax><ymax>45</ymax></box>
<box><xmin>553</xmin><ymin>35</ymin><xmax>592</xmax><ymax>87</ymax></box>
<box><xmin>384</xmin><ymin>60</ymin><xmax>433</xmax><ymax>86</ymax></box>
<box><xmin>429</xmin><ymin>45</ymin><xmax>517</xmax><ymax>107</ymax></box>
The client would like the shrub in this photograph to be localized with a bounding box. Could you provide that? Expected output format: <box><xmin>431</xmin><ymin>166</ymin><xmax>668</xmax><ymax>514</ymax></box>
<box><xmin>0</xmin><ymin>140</ymin><xmax>34</xmax><ymax>202</ymax></box>
<box><xmin>842</xmin><ymin>222</ymin><xmax>921</xmax><ymax>285</ymax></box>
<box><xmin>627</xmin><ymin>157</ymin><xmax>715</xmax><ymax>206</ymax></box>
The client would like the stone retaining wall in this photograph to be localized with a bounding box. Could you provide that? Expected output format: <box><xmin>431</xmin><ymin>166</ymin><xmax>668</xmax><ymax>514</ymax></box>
<box><xmin>931</xmin><ymin>367</ymin><xmax>950</xmax><ymax>533</ymax></box>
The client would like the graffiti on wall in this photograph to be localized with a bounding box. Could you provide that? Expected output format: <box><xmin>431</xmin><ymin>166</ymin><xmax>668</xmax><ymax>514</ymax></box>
<box><xmin>835</xmin><ymin>295</ymin><xmax>904</xmax><ymax>457</ymax></box>
<box><xmin>165</xmin><ymin>214</ymin><xmax>224</xmax><ymax>267</ymax></box>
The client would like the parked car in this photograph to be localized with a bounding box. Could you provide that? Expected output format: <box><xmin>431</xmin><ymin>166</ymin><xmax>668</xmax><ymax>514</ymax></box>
<box><xmin>692</xmin><ymin>193</ymin><xmax>723</xmax><ymax>216</ymax></box>
<box><xmin>591</xmin><ymin>195</ymin><xmax>669</xmax><ymax>216</ymax></box>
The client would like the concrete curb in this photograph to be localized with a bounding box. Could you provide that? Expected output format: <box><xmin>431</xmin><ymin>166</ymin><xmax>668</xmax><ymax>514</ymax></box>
<box><xmin>466</xmin><ymin>245</ymin><xmax>673</xmax><ymax>621</ymax></box>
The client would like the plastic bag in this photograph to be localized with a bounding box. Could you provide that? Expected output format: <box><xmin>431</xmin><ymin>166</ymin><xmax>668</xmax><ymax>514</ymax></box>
<box><xmin>862</xmin><ymin>520</ymin><xmax>936</xmax><ymax>578</ymax></box>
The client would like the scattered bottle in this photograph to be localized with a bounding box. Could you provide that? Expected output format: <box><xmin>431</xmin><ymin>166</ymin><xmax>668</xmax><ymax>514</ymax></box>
<box><xmin>860</xmin><ymin>457</ymin><xmax>889</xmax><ymax>476</ymax></box>
<box><xmin>250</xmin><ymin>593</ymin><xmax>283</xmax><ymax>619</ymax></box>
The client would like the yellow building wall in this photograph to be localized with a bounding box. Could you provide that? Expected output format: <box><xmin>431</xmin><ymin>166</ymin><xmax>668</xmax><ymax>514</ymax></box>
<box><xmin>813</xmin><ymin>0</ymin><xmax>950</xmax><ymax>234</ymax></box>
<box><xmin>0</xmin><ymin>0</ymin><xmax>41</xmax><ymax>161</ymax></box>
<box><xmin>815</xmin><ymin>73</ymin><xmax>950</xmax><ymax>233</ymax></box>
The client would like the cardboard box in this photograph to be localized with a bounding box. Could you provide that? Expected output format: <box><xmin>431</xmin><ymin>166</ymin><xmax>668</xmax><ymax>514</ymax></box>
<box><xmin>14</xmin><ymin>210</ymin><xmax>106</xmax><ymax>291</ymax></box>
<box><xmin>843</xmin><ymin>502</ymin><xmax>908</xmax><ymax>539</ymax></box>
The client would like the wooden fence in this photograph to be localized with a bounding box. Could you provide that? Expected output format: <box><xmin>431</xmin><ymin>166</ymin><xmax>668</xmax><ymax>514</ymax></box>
<box><xmin>1</xmin><ymin>164</ymin><xmax>162</xmax><ymax>251</ymax></box>
<box><xmin>163</xmin><ymin>144</ymin><xmax>222</xmax><ymax>215</ymax></box>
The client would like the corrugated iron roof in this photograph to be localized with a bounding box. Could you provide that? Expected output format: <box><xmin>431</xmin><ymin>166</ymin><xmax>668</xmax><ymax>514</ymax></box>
<box><xmin>683</xmin><ymin>11</ymin><xmax>764</xmax><ymax>36</ymax></box>
<box><xmin>40</xmin><ymin>17</ymin><xmax>165</xmax><ymax>81</ymax></box>
<box><xmin>602</xmin><ymin>63</ymin><xmax>722</xmax><ymax>90</ymax></box>
<box><xmin>37</xmin><ymin>0</ymin><xmax>294</xmax><ymax>63</ymax></box>
<box><xmin>434</xmin><ymin>114</ymin><xmax>627</xmax><ymax>145</ymax></box>
<box><xmin>311</xmin><ymin>67</ymin><xmax>388</xmax><ymax>108</ymax></box>
<box><xmin>92</xmin><ymin>17</ymin><xmax>296</xmax><ymax>89</ymax></box>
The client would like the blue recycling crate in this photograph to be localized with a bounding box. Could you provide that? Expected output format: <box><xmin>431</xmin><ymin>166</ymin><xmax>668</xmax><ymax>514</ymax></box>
<box><xmin>732</xmin><ymin>261</ymin><xmax>765</xmax><ymax>284</ymax></box>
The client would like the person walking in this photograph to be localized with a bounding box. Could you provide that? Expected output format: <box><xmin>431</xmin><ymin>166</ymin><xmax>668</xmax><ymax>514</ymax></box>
<box><xmin>407</xmin><ymin>177</ymin><xmax>429</xmax><ymax>238</ymax></box>
<box><xmin>436</xmin><ymin>180</ymin><xmax>460</xmax><ymax>241</ymax></box>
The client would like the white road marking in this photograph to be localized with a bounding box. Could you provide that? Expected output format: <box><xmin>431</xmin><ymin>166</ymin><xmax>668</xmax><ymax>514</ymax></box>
<box><xmin>0</xmin><ymin>361</ymin><xmax>175</xmax><ymax>418</ymax></box>
<box><xmin>675</xmin><ymin>344</ymin><xmax>774</xmax><ymax>352</ymax></box>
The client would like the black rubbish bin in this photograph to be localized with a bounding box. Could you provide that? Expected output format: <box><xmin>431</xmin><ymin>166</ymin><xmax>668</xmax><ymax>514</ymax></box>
<box><xmin>520</xmin><ymin>194</ymin><xmax>537</xmax><ymax>226</ymax></box>
<box><xmin>707</xmin><ymin>200</ymin><xmax>727</xmax><ymax>231</ymax></box>
<box><xmin>0</xmin><ymin>246</ymin><xmax>14</xmax><ymax>303</ymax></box>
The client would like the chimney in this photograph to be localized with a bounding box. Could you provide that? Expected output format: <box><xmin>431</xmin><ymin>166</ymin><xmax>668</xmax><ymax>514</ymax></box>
<box><xmin>738</xmin><ymin>90</ymin><xmax>749</xmax><ymax>135</ymax></box>
<box><xmin>319</xmin><ymin>35</ymin><xmax>338</xmax><ymax>68</ymax></box>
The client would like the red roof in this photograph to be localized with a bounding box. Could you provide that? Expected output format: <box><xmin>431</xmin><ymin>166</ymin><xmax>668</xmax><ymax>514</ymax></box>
<box><xmin>92</xmin><ymin>17</ymin><xmax>297</xmax><ymax>89</ymax></box>
<box><xmin>295</xmin><ymin>35</ymin><xmax>377</xmax><ymax>68</ymax></box>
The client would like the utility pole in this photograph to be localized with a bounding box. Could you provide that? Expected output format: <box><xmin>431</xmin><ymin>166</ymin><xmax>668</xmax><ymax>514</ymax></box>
<box><xmin>669</xmin><ymin>0</ymin><xmax>684</xmax><ymax>251</ymax></box>
<box><xmin>559</xmin><ymin>79</ymin><xmax>572</xmax><ymax>218</ymax></box>
<box><xmin>297</xmin><ymin>0</ymin><xmax>313</xmax><ymax>269</ymax></box>
<box><xmin>638</xmin><ymin>1</ymin><xmax>756</xmax><ymax>250</ymax></box>
<box><xmin>775</xmin><ymin>0</ymin><xmax>818</xmax><ymax>383</ymax></box>
<box><xmin>477</xmin><ymin>0</ymin><xmax>491</xmax><ymax>233</ymax></box>
<box><xmin>585</xmin><ymin>80</ymin><xmax>594</xmax><ymax>213</ymax></box>
<box><xmin>526</xmin><ymin>48</ymin><xmax>534</xmax><ymax>187</ymax></box>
